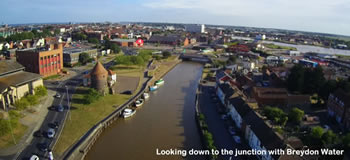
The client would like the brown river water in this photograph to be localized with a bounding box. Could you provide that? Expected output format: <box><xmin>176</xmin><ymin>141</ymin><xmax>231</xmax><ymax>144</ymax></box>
<box><xmin>85</xmin><ymin>62</ymin><xmax>205</xmax><ymax>160</ymax></box>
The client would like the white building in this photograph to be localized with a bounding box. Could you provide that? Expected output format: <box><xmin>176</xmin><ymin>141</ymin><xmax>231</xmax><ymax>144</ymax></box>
<box><xmin>201</xmin><ymin>24</ymin><xmax>205</xmax><ymax>33</ymax></box>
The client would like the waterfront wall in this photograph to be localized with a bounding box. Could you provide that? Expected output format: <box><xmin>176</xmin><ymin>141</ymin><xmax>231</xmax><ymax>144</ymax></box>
<box><xmin>62</xmin><ymin>77</ymin><xmax>154</xmax><ymax>160</ymax></box>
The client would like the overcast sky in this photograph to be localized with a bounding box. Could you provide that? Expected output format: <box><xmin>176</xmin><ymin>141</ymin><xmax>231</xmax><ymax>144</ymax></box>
<box><xmin>1</xmin><ymin>0</ymin><xmax>349</xmax><ymax>36</ymax></box>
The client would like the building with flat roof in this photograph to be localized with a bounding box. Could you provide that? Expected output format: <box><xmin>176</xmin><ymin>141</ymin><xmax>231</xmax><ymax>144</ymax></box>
<box><xmin>16</xmin><ymin>43</ymin><xmax>63</xmax><ymax>77</ymax></box>
<box><xmin>63</xmin><ymin>47</ymin><xmax>98</xmax><ymax>66</ymax></box>
<box><xmin>0</xmin><ymin>60</ymin><xmax>43</xmax><ymax>110</ymax></box>
<box><xmin>110</xmin><ymin>38</ymin><xmax>142</xmax><ymax>47</ymax></box>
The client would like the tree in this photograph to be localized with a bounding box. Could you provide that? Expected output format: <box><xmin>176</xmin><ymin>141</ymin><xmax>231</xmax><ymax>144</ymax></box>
<box><xmin>34</xmin><ymin>86</ymin><xmax>48</xmax><ymax>97</ymax></box>
<box><xmin>319</xmin><ymin>80</ymin><xmax>337</xmax><ymax>100</ymax></box>
<box><xmin>162</xmin><ymin>51</ymin><xmax>171</xmax><ymax>59</ymax></box>
<box><xmin>0</xmin><ymin>36</ymin><xmax>5</xmax><ymax>42</ymax></box>
<box><xmin>54</xmin><ymin>29</ymin><xmax>60</xmax><ymax>35</ymax></box>
<box><xmin>130</xmin><ymin>55</ymin><xmax>144</xmax><ymax>66</ymax></box>
<box><xmin>84</xmin><ymin>88</ymin><xmax>102</xmax><ymax>104</ymax></box>
<box><xmin>287</xmin><ymin>64</ymin><xmax>305</xmax><ymax>93</ymax></box>
<box><xmin>322</xmin><ymin>130</ymin><xmax>337</xmax><ymax>146</ymax></box>
<box><xmin>88</xmin><ymin>38</ymin><xmax>100</xmax><ymax>44</ymax></box>
<box><xmin>310</xmin><ymin>126</ymin><xmax>324</xmax><ymax>139</ymax></box>
<box><xmin>263</xmin><ymin>106</ymin><xmax>288</xmax><ymax>126</ymax></box>
<box><xmin>342</xmin><ymin>133</ymin><xmax>350</xmax><ymax>148</ymax></box>
<box><xmin>79</xmin><ymin>52</ymin><xmax>90</xmax><ymax>65</ymax></box>
<box><xmin>115</xmin><ymin>55</ymin><xmax>133</xmax><ymax>67</ymax></box>
<box><xmin>110</xmin><ymin>43</ymin><xmax>121</xmax><ymax>54</ymax></box>
<box><xmin>288</xmin><ymin>107</ymin><xmax>304</xmax><ymax>124</ymax></box>
<box><xmin>303</xmin><ymin>66</ymin><xmax>325</xmax><ymax>94</ymax></box>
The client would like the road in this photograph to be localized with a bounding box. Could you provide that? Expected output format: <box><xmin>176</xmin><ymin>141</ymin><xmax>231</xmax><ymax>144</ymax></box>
<box><xmin>16</xmin><ymin>60</ymin><xmax>116</xmax><ymax>160</ymax></box>
<box><xmin>198</xmin><ymin>82</ymin><xmax>252</xmax><ymax>160</ymax></box>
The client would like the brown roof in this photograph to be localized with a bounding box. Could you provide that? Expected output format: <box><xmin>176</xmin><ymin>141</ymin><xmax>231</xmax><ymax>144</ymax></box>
<box><xmin>253</xmin><ymin>87</ymin><xmax>288</xmax><ymax>99</ymax></box>
<box><xmin>0</xmin><ymin>71</ymin><xmax>42</xmax><ymax>93</ymax></box>
<box><xmin>108</xmin><ymin>70</ymin><xmax>115</xmax><ymax>75</ymax></box>
<box><xmin>0</xmin><ymin>60</ymin><xmax>25</xmax><ymax>77</ymax></box>
<box><xmin>90</xmin><ymin>61</ymin><xmax>108</xmax><ymax>76</ymax></box>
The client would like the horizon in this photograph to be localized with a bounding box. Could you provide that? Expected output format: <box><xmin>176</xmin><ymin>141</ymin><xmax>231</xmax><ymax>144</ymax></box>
<box><xmin>1</xmin><ymin>0</ymin><xmax>350</xmax><ymax>36</ymax></box>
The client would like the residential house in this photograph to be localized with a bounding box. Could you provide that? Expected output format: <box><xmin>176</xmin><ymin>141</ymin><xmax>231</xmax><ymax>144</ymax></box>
<box><xmin>327</xmin><ymin>89</ymin><xmax>350</xmax><ymax>131</ymax></box>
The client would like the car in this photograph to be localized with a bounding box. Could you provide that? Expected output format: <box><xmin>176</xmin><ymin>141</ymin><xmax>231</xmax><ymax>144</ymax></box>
<box><xmin>54</xmin><ymin>93</ymin><xmax>61</xmax><ymax>98</ymax></box>
<box><xmin>47</xmin><ymin>128</ymin><xmax>55</xmax><ymax>138</ymax></box>
<box><xmin>221</xmin><ymin>114</ymin><xmax>228</xmax><ymax>120</ymax></box>
<box><xmin>30</xmin><ymin>154</ymin><xmax>40</xmax><ymax>160</ymax></box>
<box><xmin>38</xmin><ymin>142</ymin><xmax>49</xmax><ymax>152</ymax></box>
<box><xmin>49</xmin><ymin>122</ymin><xmax>59</xmax><ymax>129</ymax></box>
<box><xmin>33</xmin><ymin>130</ymin><xmax>43</xmax><ymax>137</ymax></box>
<box><xmin>323</xmin><ymin>125</ymin><xmax>330</xmax><ymax>130</ymax></box>
<box><xmin>57</xmin><ymin>104</ymin><xmax>64</xmax><ymax>112</ymax></box>
<box><xmin>228</xmin><ymin>127</ymin><xmax>236</xmax><ymax>135</ymax></box>
<box><xmin>233</xmin><ymin>136</ymin><xmax>241</xmax><ymax>144</ymax></box>
<box><xmin>51</xmin><ymin>81</ymin><xmax>59</xmax><ymax>85</ymax></box>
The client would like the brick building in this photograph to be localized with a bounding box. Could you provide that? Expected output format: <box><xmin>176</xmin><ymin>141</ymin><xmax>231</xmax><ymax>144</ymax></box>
<box><xmin>16</xmin><ymin>43</ymin><xmax>63</xmax><ymax>77</ymax></box>
<box><xmin>327</xmin><ymin>89</ymin><xmax>350</xmax><ymax>131</ymax></box>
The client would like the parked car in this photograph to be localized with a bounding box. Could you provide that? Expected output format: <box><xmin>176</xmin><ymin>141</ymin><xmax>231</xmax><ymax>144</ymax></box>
<box><xmin>57</xmin><ymin>104</ymin><xmax>64</xmax><ymax>112</ymax></box>
<box><xmin>33</xmin><ymin>130</ymin><xmax>43</xmax><ymax>137</ymax></box>
<box><xmin>228</xmin><ymin>127</ymin><xmax>236</xmax><ymax>135</ymax></box>
<box><xmin>47</xmin><ymin>128</ymin><xmax>55</xmax><ymax>138</ymax></box>
<box><xmin>30</xmin><ymin>154</ymin><xmax>40</xmax><ymax>160</ymax></box>
<box><xmin>221</xmin><ymin>114</ymin><xmax>228</xmax><ymax>120</ymax></box>
<box><xmin>233</xmin><ymin>136</ymin><xmax>241</xmax><ymax>144</ymax></box>
<box><xmin>54</xmin><ymin>93</ymin><xmax>61</xmax><ymax>98</ymax></box>
<box><xmin>49</xmin><ymin>122</ymin><xmax>59</xmax><ymax>129</ymax></box>
<box><xmin>38</xmin><ymin>142</ymin><xmax>49</xmax><ymax>152</ymax></box>
<box><xmin>122</xmin><ymin>90</ymin><xmax>133</xmax><ymax>95</ymax></box>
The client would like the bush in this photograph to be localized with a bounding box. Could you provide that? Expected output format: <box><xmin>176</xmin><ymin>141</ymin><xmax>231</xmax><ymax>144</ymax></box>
<box><xmin>288</xmin><ymin>107</ymin><xmax>304</xmax><ymax>124</ymax></box>
<box><xmin>162</xmin><ymin>51</ymin><xmax>171</xmax><ymax>59</ymax></box>
<box><xmin>84</xmin><ymin>89</ymin><xmax>102</xmax><ymax>104</ymax></box>
<box><xmin>263</xmin><ymin>106</ymin><xmax>288</xmax><ymax>126</ymax></box>
<box><xmin>35</xmin><ymin>86</ymin><xmax>48</xmax><ymax>97</ymax></box>
<box><xmin>14</xmin><ymin>98</ymin><xmax>30</xmax><ymax>110</ymax></box>
<box><xmin>26</xmin><ymin>95</ymin><xmax>38</xmax><ymax>106</ymax></box>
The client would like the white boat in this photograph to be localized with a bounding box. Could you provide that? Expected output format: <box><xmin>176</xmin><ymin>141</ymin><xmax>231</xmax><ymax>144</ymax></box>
<box><xmin>123</xmin><ymin>109</ymin><xmax>136</xmax><ymax>118</ymax></box>
<box><xmin>143</xmin><ymin>92</ymin><xmax>150</xmax><ymax>100</ymax></box>
<box><xmin>155</xmin><ymin>79</ymin><xmax>165</xmax><ymax>86</ymax></box>
<box><xmin>135</xmin><ymin>99</ymin><xmax>144</xmax><ymax>107</ymax></box>
<box><xmin>149</xmin><ymin>85</ymin><xmax>158</xmax><ymax>91</ymax></box>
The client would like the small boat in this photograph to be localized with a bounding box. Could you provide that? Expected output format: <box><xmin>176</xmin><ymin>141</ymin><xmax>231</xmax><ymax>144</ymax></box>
<box><xmin>123</xmin><ymin>109</ymin><xmax>136</xmax><ymax>118</ymax></box>
<box><xmin>155</xmin><ymin>79</ymin><xmax>165</xmax><ymax>86</ymax></box>
<box><xmin>149</xmin><ymin>85</ymin><xmax>158</xmax><ymax>91</ymax></box>
<box><xmin>143</xmin><ymin>92</ymin><xmax>150</xmax><ymax>100</ymax></box>
<box><xmin>135</xmin><ymin>99</ymin><xmax>144</xmax><ymax>107</ymax></box>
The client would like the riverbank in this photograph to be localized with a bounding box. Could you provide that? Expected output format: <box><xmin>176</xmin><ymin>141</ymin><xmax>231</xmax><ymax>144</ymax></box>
<box><xmin>149</xmin><ymin>55</ymin><xmax>181</xmax><ymax>84</ymax></box>
<box><xmin>54</xmin><ymin>56</ymin><xmax>181</xmax><ymax>159</ymax></box>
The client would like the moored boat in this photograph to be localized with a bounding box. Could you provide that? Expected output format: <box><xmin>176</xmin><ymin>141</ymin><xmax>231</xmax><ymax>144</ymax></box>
<box><xmin>143</xmin><ymin>92</ymin><xmax>150</xmax><ymax>100</ymax></box>
<box><xmin>155</xmin><ymin>79</ymin><xmax>165</xmax><ymax>86</ymax></box>
<box><xmin>149</xmin><ymin>85</ymin><xmax>158</xmax><ymax>91</ymax></box>
<box><xmin>123</xmin><ymin>108</ymin><xmax>136</xmax><ymax>118</ymax></box>
<box><xmin>135</xmin><ymin>99</ymin><xmax>144</xmax><ymax>107</ymax></box>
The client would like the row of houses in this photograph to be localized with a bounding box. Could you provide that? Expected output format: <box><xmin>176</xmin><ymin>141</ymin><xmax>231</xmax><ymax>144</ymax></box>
<box><xmin>215</xmin><ymin>70</ymin><xmax>304</xmax><ymax>160</ymax></box>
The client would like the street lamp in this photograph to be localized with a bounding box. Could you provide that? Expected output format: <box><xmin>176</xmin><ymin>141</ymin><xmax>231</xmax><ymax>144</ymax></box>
<box><xmin>65</xmin><ymin>86</ymin><xmax>71</xmax><ymax>120</ymax></box>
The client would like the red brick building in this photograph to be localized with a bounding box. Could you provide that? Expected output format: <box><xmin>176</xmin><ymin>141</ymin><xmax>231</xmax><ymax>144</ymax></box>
<box><xmin>16</xmin><ymin>43</ymin><xmax>63</xmax><ymax>77</ymax></box>
<box><xmin>327</xmin><ymin>89</ymin><xmax>350</xmax><ymax>131</ymax></box>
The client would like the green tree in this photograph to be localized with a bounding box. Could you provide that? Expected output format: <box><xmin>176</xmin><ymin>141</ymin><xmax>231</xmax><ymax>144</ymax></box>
<box><xmin>319</xmin><ymin>80</ymin><xmax>337</xmax><ymax>100</ymax></box>
<box><xmin>88</xmin><ymin>38</ymin><xmax>100</xmax><ymax>44</ymax></box>
<box><xmin>54</xmin><ymin>29</ymin><xmax>60</xmax><ymax>35</ymax></box>
<box><xmin>35</xmin><ymin>86</ymin><xmax>48</xmax><ymax>97</ymax></box>
<box><xmin>115</xmin><ymin>55</ymin><xmax>133</xmax><ymax>67</ymax></box>
<box><xmin>130</xmin><ymin>55</ymin><xmax>144</xmax><ymax>66</ymax></box>
<box><xmin>0</xmin><ymin>37</ymin><xmax>5</xmax><ymax>42</ymax></box>
<box><xmin>110</xmin><ymin>43</ymin><xmax>121</xmax><ymax>54</ymax></box>
<box><xmin>342</xmin><ymin>133</ymin><xmax>350</xmax><ymax>148</ymax></box>
<box><xmin>162</xmin><ymin>51</ymin><xmax>171</xmax><ymax>59</ymax></box>
<box><xmin>287</xmin><ymin>64</ymin><xmax>305</xmax><ymax>93</ymax></box>
<box><xmin>79</xmin><ymin>52</ymin><xmax>90</xmax><ymax>65</ymax></box>
<box><xmin>310</xmin><ymin>126</ymin><xmax>324</xmax><ymax>139</ymax></box>
<box><xmin>322</xmin><ymin>130</ymin><xmax>337</xmax><ymax>146</ymax></box>
<box><xmin>288</xmin><ymin>107</ymin><xmax>304</xmax><ymax>124</ymax></box>
<box><xmin>84</xmin><ymin>88</ymin><xmax>102</xmax><ymax>104</ymax></box>
<box><xmin>303</xmin><ymin>66</ymin><xmax>325</xmax><ymax>94</ymax></box>
<box><xmin>263</xmin><ymin>106</ymin><xmax>288</xmax><ymax>126</ymax></box>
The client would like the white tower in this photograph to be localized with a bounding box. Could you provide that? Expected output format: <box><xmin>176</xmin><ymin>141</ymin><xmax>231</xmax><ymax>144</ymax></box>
<box><xmin>201</xmin><ymin>24</ymin><xmax>205</xmax><ymax>33</ymax></box>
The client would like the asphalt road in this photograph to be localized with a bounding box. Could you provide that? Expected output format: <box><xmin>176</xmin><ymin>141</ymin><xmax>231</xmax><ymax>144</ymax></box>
<box><xmin>16</xmin><ymin>60</ymin><xmax>116</xmax><ymax>160</ymax></box>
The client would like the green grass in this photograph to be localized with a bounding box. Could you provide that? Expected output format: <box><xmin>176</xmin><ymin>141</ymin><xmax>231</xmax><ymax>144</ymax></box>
<box><xmin>43</xmin><ymin>74</ymin><xmax>61</xmax><ymax>80</ymax></box>
<box><xmin>264</xmin><ymin>43</ymin><xmax>297</xmax><ymax>50</ymax></box>
<box><xmin>110</xmin><ymin>65</ymin><xmax>144</xmax><ymax>77</ymax></box>
<box><xmin>54</xmin><ymin>87</ymin><xmax>132</xmax><ymax>155</ymax></box>
<box><xmin>0</xmin><ymin>124</ymin><xmax>27</xmax><ymax>149</ymax></box>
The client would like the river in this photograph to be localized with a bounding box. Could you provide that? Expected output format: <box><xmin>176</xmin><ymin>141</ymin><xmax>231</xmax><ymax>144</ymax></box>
<box><xmin>232</xmin><ymin>36</ymin><xmax>350</xmax><ymax>56</ymax></box>
<box><xmin>85</xmin><ymin>62</ymin><xmax>205</xmax><ymax>160</ymax></box>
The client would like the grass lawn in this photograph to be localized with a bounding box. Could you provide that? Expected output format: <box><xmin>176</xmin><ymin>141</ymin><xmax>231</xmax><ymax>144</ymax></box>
<box><xmin>110</xmin><ymin>65</ymin><xmax>144</xmax><ymax>77</ymax></box>
<box><xmin>0</xmin><ymin>124</ymin><xmax>27</xmax><ymax>149</ymax></box>
<box><xmin>53</xmin><ymin>87</ymin><xmax>132</xmax><ymax>155</ymax></box>
<box><xmin>43</xmin><ymin>74</ymin><xmax>61</xmax><ymax>80</ymax></box>
<box><xmin>264</xmin><ymin>43</ymin><xmax>297</xmax><ymax>51</ymax></box>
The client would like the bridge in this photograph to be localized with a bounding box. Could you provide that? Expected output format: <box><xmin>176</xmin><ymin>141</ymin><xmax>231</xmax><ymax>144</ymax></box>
<box><xmin>179</xmin><ymin>53</ymin><xmax>211</xmax><ymax>63</ymax></box>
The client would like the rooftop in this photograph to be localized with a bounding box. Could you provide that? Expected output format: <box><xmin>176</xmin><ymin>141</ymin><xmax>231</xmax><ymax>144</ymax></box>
<box><xmin>0</xmin><ymin>60</ymin><xmax>25</xmax><ymax>77</ymax></box>
<box><xmin>110</xmin><ymin>38</ymin><xmax>136</xmax><ymax>43</ymax></box>
<box><xmin>0</xmin><ymin>71</ymin><xmax>42</xmax><ymax>92</ymax></box>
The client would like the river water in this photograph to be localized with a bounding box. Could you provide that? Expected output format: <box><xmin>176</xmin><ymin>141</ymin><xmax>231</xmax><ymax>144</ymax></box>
<box><xmin>232</xmin><ymin>36</ymin><xmax>350</xmax><ymax>56</ymax></box>
<box><xmin>85</xmin><ymin>62</ymin><xmax>204</xmax><ymax>160</ymax></box>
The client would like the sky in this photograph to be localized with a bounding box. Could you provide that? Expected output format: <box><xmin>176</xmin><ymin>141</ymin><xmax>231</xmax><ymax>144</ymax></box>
<box><xmin>1</xmin><ymin>0</ymin><xmax>350</xmax><ymax>36</ymax></box>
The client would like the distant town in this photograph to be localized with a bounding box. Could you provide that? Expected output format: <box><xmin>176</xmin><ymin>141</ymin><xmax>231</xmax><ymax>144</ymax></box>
<box><xmin>0</xmin><ymin>22</ymin><xmax>350</xmax><ymax>160</ymax></box>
